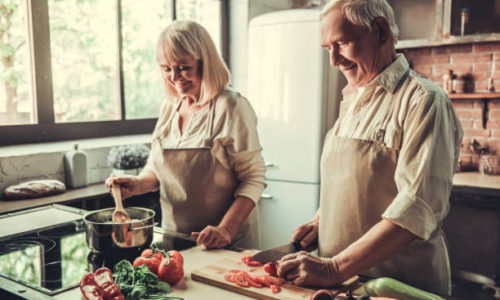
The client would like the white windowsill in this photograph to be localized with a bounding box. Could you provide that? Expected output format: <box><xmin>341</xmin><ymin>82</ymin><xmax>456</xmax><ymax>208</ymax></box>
<box><xmin>0</xmin><ymin>134</ymin><xmax>151</xmax><ymax>157</ymax></box>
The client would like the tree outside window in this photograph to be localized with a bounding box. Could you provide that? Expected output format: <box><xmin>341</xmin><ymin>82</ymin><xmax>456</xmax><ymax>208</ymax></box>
<box><xmin>0</xmin><ymin>0</ymin><xmax>225</xmax><ymax>145</ymax></box>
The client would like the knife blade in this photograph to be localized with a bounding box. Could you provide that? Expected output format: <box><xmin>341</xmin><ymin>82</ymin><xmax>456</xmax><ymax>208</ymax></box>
<box><xmin>251</xmin><ymin>241</ymin><xmax>304</xmax><ymax>263</ymax></box>
<box><xmin>252</xmin><ymin>240</ymin><xmax>319</xmax><ymax>263</ymax></box>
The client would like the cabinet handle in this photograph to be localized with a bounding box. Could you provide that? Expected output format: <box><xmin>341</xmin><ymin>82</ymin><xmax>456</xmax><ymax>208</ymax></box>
<box><xmin>265</xmin><ymin>162</ymin><xmax>275</xmax><ymax>168</ymax></box>
<box><xmin>260</xmin><ymin>193</ymin><xmax>273</xmax><ymax>200</ymax></box>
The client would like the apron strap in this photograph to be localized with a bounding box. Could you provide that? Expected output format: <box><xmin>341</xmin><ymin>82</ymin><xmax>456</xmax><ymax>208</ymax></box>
<box><xmin>154</xmin><ymin>99</ymin><xmax>183</xmax><ymax>140</ymax></box>
<box><xmin>204</xmin><ymin>99</ymin><xmax>216</xmax><ymax>147</ymax></box>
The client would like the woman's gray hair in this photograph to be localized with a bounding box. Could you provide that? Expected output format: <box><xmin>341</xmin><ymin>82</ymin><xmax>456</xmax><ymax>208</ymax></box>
<box><xmin>157</xmin><ymin>21</ymin><xmax>230</xmax><ymax>104</ymax></box>
<box><xmin>320</xmin><ymin>0</ymin><xmax>399</xmax><ymax>44</ymax></box>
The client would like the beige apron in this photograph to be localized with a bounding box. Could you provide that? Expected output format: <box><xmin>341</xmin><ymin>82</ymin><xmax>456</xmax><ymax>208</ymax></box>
<box><xmin>149</xmin><ymin>98</ymin><xmax>259</xmax><ymax>249</ymax></box>
<box><xmin>318</xmin><ymin>100</ymin><xmax>451</xmax><ymax>295</ymax></box>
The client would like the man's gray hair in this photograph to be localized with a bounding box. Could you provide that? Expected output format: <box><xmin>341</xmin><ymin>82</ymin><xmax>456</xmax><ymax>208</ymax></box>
<box><xmin>320</xmin><ymin>0</ymin><xmax>399</xmax><ymax>44</ymax></box>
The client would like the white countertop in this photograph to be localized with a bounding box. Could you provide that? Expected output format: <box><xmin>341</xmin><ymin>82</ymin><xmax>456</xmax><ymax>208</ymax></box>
<box><xmin>453</xmin><ymin>172</ymin><xmax>500</xmax><ymax>190</ymax></box>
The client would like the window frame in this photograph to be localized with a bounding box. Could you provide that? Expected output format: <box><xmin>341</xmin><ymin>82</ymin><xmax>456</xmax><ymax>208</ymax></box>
<box><xmin>0</xmin><ymin>0</ymin><xmax>229</xmax><ymax>146</ymax></box>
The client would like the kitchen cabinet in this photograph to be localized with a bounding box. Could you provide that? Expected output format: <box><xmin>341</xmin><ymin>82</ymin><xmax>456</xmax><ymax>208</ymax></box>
<box><xmin>388</xmin><ymin>0</ymin><xmax>500</xmax><ymax>49</ymax></box>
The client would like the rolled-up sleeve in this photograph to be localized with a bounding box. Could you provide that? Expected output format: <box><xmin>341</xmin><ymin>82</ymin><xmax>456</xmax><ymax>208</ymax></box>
<box><xmin>223</xmin><ymin>97</ymin><xmax>266</xmax><ymax>204</ymax></box>
<box><xmin>382</xmin><ymin>90</ymin><xmax>463</xmax><ymax>240</ymax></box>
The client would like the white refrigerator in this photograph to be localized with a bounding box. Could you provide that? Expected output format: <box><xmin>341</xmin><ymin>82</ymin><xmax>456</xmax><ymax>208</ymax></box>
<box><xmin>247</xmin><ymin>9</ymin><xmax>347</xmax><ymax>250</ymax></box>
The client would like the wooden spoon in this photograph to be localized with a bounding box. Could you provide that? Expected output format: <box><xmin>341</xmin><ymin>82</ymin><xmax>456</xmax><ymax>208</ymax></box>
<box><xmin>111</xmin><ymin>182</ymin><xmax>131</xmax><ymax>224</ymax></box>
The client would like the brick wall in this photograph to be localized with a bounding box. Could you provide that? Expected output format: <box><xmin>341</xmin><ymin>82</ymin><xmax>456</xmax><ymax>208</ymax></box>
<box><xmin>401</xmin><ymin>41</ymin><xmax>500</xmax><ymax>170</ymax></box>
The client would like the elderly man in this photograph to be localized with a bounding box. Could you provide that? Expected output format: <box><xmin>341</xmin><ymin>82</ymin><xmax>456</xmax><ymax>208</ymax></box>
<box><xmin>277</xmin><ymin>0</ymin><xmax>463</xmax><ymax>295</ymax></box>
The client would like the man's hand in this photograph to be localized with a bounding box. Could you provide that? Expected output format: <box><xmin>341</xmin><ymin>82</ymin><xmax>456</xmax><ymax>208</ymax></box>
<box><xmin>192</xmin><ymin>225</ymin><xmax>232</xmax><ymax>249</ymax></box>
<box><xmin>277</xmin><ymin>251</ymin><xmax>342</xmax><ymax>287</ymax></box>
<box><xmin>292</xmin><ymin>218</ymin><xmax>319</xmax><ymax>251</ymax></box>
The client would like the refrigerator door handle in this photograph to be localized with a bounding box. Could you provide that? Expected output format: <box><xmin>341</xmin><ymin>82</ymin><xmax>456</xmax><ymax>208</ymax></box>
<box><xmin>260</xmin><ymin>193</ymin><xmax>273</xmax><ymax>200</ymax></box>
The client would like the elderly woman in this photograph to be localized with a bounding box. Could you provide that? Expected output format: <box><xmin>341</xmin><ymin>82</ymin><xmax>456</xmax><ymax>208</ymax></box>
<box><xmin>278</xmin><ymin>0</ymin><xmax>462</xmax><ymax>296</ymax></box>
<box><xmin>106</xmin><ymin>21</ymin><xmax>265</xmax><ymax>249</ymax></box>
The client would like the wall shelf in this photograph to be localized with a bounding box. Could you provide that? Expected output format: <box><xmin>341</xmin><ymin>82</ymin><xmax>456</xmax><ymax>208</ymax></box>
<box><xmin>449</xmin><ymin>92</ymin><xmax>500</xmax><ymax>99</ymax></box>
<box><xmin>448</xmin><ymin>92</ymin><xmax>500</xmax><ymax>129</ymax></box>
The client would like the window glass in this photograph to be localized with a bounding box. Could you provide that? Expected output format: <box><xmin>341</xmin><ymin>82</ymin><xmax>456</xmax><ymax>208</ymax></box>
<box><xmin>121</xmin><ymin>0</ymin><xmax>173</xmax><ymax>119</ymax></box>
<box><xmin>176</xmin><ymin>0</ymin><xmax>221</xmax><ymax>54</ymax></box>
<box><xmin>48</xmin><ymin>0</ymin><xmax>120</xmax><ymax>123</ymax></box>
<box><xmin>0</xmin><ymin>1</ymin><xmax>33</xmax><ymax>126</ymax></box>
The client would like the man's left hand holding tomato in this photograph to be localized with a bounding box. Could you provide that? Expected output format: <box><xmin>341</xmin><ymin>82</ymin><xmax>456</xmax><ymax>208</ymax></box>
<box><xmin>191</xmin><ymin>195</ymin><xmax>256</xmax><ymax>249</ymax></box>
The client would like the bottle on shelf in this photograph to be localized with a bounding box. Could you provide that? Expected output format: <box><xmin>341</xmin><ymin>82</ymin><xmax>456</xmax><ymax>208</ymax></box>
<box><xmin>64</xmin><ymin>143</ymin><xmax>88</xmax><ymax>188</ymax></box>
<box><xmin>442</xmin><ymin>69</ymin><xmax>456</xmax><ymax>94</ymax></box>
<box><xmin>460</xmin><ymin>8</ymin><xmax>469</xmax><ymax>36</ymax></box>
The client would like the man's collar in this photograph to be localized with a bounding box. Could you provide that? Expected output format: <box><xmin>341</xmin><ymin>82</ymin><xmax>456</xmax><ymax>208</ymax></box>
<box><xmin>342</xmin><ymin>54</ymin><xmax>410</xmax><ymax>96</ymax></box>
<box><xmin>375</xmin><ymin>54</ymin><xmax>409</xmax><ymax>93</ymax></box>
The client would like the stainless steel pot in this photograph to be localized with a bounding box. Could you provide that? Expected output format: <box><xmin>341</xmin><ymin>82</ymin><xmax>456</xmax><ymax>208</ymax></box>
<box><xmin>83</xmin><ymin>207</ymin><xmax>155</xmax><ymax>253</ymax></box>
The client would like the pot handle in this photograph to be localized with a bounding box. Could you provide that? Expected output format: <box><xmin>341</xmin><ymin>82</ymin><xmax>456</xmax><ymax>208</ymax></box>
<box><xmin>128</xmin><ymin>222</ymin><xmax>159</xmax><ymax>231</ymax></box>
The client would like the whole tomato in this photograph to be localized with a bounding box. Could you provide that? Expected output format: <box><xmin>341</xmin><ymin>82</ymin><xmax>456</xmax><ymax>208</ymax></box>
<box><xmin>167</xmin><ymin>250</ymin><xmax>183</xmax><ymax>266</ymax></box>
<box><xmin>132</xmin><ymin>248</ymin><xmax>163</xmax><ymax>274</ymax></box>
<box><xmin>157</xmin><ymin>251</ymin><xmax>184</xmax><ymax>286</ymax></box>
<box><xmin>263</xmin><ymin>261</ymin><xmax>278</xmax><ymax>276</ymax></box>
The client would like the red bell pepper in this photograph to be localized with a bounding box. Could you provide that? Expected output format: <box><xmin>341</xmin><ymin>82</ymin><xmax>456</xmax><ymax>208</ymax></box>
<box><xmin>80</xmin><ymin>273</ymin><xmax>103</xmax><ymax>300</ymax></box>
<box><xmin>94</xmin><ymin>267</ymin><xmax>124</xmax><ymax>300</ymax></box>
<box><xmin>80</xmin><ymin>268</ymin><xmax>124</xmax><ymax>300</ymax></box>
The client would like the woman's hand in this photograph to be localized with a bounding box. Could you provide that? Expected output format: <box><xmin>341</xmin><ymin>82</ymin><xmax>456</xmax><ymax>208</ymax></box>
<box><xmin>191</xmin><ymin>225</ymin><xmax>233</xmax><ymax>249</ymax></box>
<box><xmin>105</xmin><ymin>174</ymin><xmax>141</xmax><ymax>200</ymax></box>
<box><xmin>277</xmin><ymin>251</ymin><xmax>342</xmax><ymax>287</ymax></box>
<box><xmin>292</xmin><ymin>217</ymin><xmax>319</xmax><ymax>251</ymax></box>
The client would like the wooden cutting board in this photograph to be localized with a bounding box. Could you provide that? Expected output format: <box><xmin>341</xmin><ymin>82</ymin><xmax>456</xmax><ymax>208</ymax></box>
<box><xmin>191</xmin><ymin>250</ymin><xmax>360</xmax><ymax>300</ymax></box>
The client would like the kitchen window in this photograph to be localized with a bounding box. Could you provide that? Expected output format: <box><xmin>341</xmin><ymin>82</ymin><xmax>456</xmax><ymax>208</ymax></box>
<box><xmin>0</xmin><ymin>0</ymin><xmax>228</xmax><ymax>145</ymax></box>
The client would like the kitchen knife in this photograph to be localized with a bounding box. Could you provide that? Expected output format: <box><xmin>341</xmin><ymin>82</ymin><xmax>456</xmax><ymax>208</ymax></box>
<box><xmin>252</xmin><ymin>240</ymin><xmax>317</xmax><ymax>263</ymax></box>
<box><xmin>153</xmin><ymin>227</ymin><xmax>244</xmax><ymax>252</ymax></box>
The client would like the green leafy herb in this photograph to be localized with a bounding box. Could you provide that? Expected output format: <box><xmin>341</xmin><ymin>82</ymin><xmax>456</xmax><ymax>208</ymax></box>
<box><xmin>113</xmin><ymin>259</ymin><xmax>182</xmax><ymax>300</ymax></box>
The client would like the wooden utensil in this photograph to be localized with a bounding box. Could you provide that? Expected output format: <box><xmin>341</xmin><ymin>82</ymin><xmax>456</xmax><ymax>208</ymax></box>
<box><xmin>111</xmin><ymin>182</ymin><xmax>131</xmax><ymax>224</ymax></box>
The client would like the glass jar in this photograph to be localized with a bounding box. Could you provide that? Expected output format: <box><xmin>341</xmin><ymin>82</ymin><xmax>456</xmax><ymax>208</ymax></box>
<box><xmin>479</xmin><ymin>154</ymin><xmax>498</xmax><ymax>175</ymax></box>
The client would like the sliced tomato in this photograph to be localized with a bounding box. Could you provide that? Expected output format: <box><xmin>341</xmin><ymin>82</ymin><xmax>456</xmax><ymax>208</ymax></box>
<box><xmin>224</xmin><ymin>270</ymin><xmax>240</xmax><ymax>283</ymax></box>
<box><xmin>267</xmin><ymin>276</ymin><xmax>285</xmax><ymax>286</ymax></box>
<box><xmin>235</xmin><ymin>271</ymin><xmax>250</xmax><ymax>288</ymax></box>
<box><xmin>263</xmin><ymin>262</ymin><xmax>277</xmax><ymax>276</ymax></box>
<box><xmin>241</xmin><ymin>255</ymin><xmax>263</xmax><ymax>266</ymax></box>
<box><xmin>246</xmin><ymin>260</ymin><xmax>263</xmax><ymax>267</ymax></box>
<box><xmin>270</xmin><ymin>284</ymin><xmax>281</xmax><ymax>294</ymax></box>
<box><xmin>253</xmin><ymin>275</ymin><xmax>271</xmax><ymax>287</ymax></box>
<box><xmin>241</xmin><ymin>256</ymin><xmax>251</xmax><ymax>264</ymax></box>
<box><xmin>244</xmin><ymin>273</ymin><xmax>262</xmax><ymax>288</ymax></box>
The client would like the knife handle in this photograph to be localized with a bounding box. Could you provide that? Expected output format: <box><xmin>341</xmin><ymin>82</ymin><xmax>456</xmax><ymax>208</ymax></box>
<box><xmin>293</xmin><ymin>239</ymin><xmax>318</xmax><ymax>252</ymax></box>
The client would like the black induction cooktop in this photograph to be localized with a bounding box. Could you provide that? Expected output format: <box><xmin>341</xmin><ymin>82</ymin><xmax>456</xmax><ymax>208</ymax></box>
<box><xmin>0</xmin><ymin>205</ymin><xmax>196</xmax><ymax>297</ymax></box>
